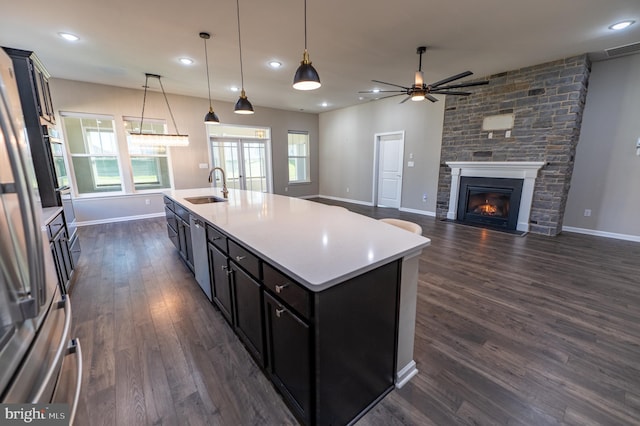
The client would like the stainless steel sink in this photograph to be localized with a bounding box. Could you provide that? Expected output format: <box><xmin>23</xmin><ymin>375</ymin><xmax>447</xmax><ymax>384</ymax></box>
<box><xmin>185</xmin><ymin>195</ymin><xmax>228</xmax><ymax>204</ymax></box>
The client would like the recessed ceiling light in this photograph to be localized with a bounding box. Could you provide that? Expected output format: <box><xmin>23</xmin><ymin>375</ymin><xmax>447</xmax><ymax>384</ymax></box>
<box><xmin>609</xmin><ymin>20</ymin><xmax>635</xmax><ymax>30</ymax></box>
<box><xmin>58</xmin><ymin>32</ymin><xmax>79</xmax><ymax>42</ymax></box>
<box><xmin>321</xmin><ymin>102</ymin><xmax>328</xmax><ymax>107</ymax></box>
<box><xmin>268</xmin><ymin>60</ymin><xmax>282</xmax><ymax>69</ymax></box>
<box><xmin>230</xmin><ymin>86</ymin><xmax>239</xmax><ymax>92</ymax></box>
<box><xmin>372</xmin><ymin>88</ymin><xmax>380</xmax><ymax>93</ymax></box>
<box><xmin>179</xmin><ymin>58</ymin><xmax>194</xmax><ymax>65</ymax></box>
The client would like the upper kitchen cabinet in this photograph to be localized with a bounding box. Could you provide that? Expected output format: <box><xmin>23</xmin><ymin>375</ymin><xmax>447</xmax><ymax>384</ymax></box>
<box><xmin>3</xmin><ymin>47</ymin><xmax>55</xmax><ymax>125</ymax></box>
<box><xmin>3</xmin><ymin>47</ymin><xmax>64</xmax><ymax>207</ymax></box>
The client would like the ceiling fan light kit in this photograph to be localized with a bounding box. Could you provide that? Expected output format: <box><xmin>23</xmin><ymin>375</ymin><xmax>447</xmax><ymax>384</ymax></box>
<box><xmin>293</xmin><ymin>0</ymin><xmax>321</xmax><ymax>90</ymax></box>
<box><xmin>360</xmin><ymin>45</ymin><xmax>489</xmax><ymax>104</ymax></box>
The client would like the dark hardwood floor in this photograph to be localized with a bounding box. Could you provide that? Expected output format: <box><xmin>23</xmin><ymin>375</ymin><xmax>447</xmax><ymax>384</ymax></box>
<box><xmin>70</xmin><ymin>200</ymin><xmax>640</xmax><ymax>425</ymax></box>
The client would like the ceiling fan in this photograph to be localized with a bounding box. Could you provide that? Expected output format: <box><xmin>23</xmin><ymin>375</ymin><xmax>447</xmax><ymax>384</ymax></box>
<box><xmin>360</xmin><ymin>46</ymin><xmax>489</xmax><ymax>103</ymax></box>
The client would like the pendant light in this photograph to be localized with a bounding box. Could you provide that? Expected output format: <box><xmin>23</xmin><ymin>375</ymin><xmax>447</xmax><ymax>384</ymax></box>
<box><xmin>127</xmin><ymin>73</ymin><xmax>189</xmax><ymax>146</ymax></box>
<box><xmin>293</xmin><ymin>0</ymin><xmax>321</xmax><ymax>90</ymax></box>
<box><xmin>234</xmin><ymin>0</ymin><xmax>254</xmax><ymax>114</ymax></box>
<box><xmin>200</xmin><ymin>32</ymin><xmax>220</xmax><ymax>123</ymax></box>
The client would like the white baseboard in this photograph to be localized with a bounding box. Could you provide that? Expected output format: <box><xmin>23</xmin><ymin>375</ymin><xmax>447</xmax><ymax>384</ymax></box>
<box><xmin>399</xmin><ymin>207</ymin><xmax>436</xmax><ymax>217</ymax></box>
<box><xmin>395</xmin><ymin>360</ymin><xmax>419</xmax><ymax>388</ymax></box>
<box><xmin>77</xmin><ymin>212</ymin><xmax>165</xmax><ymax>227</ymax></box>
<box><xmin>318</xmin><ymin>195</ymin><xmax>374</xmax><ymax>207</ymax></box>
<box><xmin>562</xmin><ymin>226</ymin><xmax>640</xmax><ymax>243</ymax></box>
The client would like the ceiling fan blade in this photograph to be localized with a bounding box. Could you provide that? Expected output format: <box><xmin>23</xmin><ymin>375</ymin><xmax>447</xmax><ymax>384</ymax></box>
<box><xmin>429</xmin><ymin>71</ymin><xmax>474</xmax><ymax>88</ymax></box>
<box><xmin>399</xmin><ymin>96</ymin><xmax>412</xmax><ymax>104</ymax></box>
<box><xmin>432</xmin><ymin>80</ymin><xmax>489</xmax><ymax>90</ymax></box>
<box><xmin>429</xmin><ymin>90</ymin><xmax>472</xmax><ymax>96</ymax></box>
<box><xmin>372</xmin><ymin>80</ymin><xmax>410</xmax><ymax>90</ymax></box>
<box><xmin>374</xmin><ymin>93</ymin><xmax>407</xmax><ymax>101</ymax></box>
<box><xmin>358</xmin><ymin>90</ymin><xmax>407</xmax><ymax>94</ymax></box>
<box><xmin>426</xmin><ymin>94</ymin><xmax>439</xmax><ymax>103</ymax></box>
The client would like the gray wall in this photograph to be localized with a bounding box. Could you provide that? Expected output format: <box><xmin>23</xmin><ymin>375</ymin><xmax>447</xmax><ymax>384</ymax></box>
<box><xmin>318</xmin><ymin>96</ymin><xmax>445</xmax><ymax>214</ymax></box>
<box><xmin>50</xmin><ymin>78</ymin><xmax>319</xmax><ymax>223</ymax></box>
<box><xmin>564</xmin><ymin>54</ymin><xmax>640</xmax><ymax>238</ymax></box>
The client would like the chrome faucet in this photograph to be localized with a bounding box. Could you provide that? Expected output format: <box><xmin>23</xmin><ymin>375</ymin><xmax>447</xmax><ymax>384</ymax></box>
<box><xmin>208</xmin><ymin>167</ymin><xmax>229</xmax><ymax>198</ymax></box>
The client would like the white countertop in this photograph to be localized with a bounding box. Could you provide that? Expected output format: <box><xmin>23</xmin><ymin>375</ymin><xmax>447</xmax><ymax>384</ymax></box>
<box><xmin>164</xmin><ymin>188</ymin><xmax>431</xmax><ymax>291</ymax></box>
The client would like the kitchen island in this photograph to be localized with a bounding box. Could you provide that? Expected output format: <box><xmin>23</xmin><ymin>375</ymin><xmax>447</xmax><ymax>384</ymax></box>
<box><xmin>163</xmin><ymin>188</ymin><xmax>430</xmax><ymax>425</ymax></box>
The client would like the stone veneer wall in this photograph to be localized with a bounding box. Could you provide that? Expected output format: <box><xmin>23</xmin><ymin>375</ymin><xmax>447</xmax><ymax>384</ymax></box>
<box><xmin>436</xmin><ymin>55</ymin><xmax>591</xmax><ymax>236</ymax></box>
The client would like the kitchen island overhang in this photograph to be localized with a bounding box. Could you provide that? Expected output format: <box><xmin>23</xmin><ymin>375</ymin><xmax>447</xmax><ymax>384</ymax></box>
<box><xmin>164</xmin><ymin>188</ymin><xmax>430</xmax><ymax>425</ymax></box>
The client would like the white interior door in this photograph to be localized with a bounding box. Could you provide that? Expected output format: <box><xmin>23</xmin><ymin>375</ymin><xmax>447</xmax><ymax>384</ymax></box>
<box><xmin>377</xmin><ymin>136</ymin><xmax>404</xmax><ymax>208</ymax></box>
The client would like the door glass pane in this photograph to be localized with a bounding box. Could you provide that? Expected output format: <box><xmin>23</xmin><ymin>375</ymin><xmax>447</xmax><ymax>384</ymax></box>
<box><xmin>243</xmin><ymin>142</ymin><xmax>267</xmax><ymax>192</ymax></box>
<box><xmin>211</xmin><ymin>141</ymin><xmax>241</xmax><ymax>190</ymax></box>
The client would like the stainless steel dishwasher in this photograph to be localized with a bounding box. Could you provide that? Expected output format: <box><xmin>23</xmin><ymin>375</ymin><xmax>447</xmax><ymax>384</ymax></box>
<box><xmin>189</xmin><ymin>214</ymin><xmax>212</xmax><ymax>301</ymax></box>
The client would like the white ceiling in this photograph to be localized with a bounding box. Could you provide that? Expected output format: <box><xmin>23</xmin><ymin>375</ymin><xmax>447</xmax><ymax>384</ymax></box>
<box><xmin>1</xmin><ymin>0</ymin><xmax>639</xmax><ymax>114</ymax></box>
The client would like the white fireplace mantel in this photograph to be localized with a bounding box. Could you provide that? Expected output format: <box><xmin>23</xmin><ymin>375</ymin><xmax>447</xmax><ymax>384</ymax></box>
<box><xmin>446</xmin><ymin>161</ymin><xmax>545</xmax><ymax>232</ymax></box>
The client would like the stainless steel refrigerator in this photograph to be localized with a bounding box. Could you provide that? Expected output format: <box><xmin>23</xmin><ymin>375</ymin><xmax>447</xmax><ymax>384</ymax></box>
<box><xmin>0</xmin><ymin>48</ymin><xmax>81</xmax><ymax>422</ymax></box>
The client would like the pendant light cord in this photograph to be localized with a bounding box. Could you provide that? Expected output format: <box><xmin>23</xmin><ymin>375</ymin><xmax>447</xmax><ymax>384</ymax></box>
<box><xmin>204</xmin><ymin>36</ymin><xmax>213</xmax><ymax>109</ymax></box>
<box><xmin>236</xmin><ymin>0</ymin><xmax>245</xmax><ymax>90</ymax></box>
<box><xmin>304</xmin><ymin>0</ymin><xmax>308</xmax><ymax>50</ymax></box>
<box><xmin>157</xmin><ymin>76</ymin><xmax>181</xmax><ymax>135</ymax></box>
<box><xmin>139</xmin><ymin>74</ymin><xmax>149</xmax><ymax>133</ymax></box>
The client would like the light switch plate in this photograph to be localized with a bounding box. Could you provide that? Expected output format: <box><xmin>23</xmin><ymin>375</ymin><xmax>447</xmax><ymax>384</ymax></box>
<box><xmin>407</xmin><ymin>161</ymin><xmax>415</xmax><ymax>167</ymax></box>
<box><xmin>199</xmin><ymin>163</ymin><xmax>209</xmax><ymax>169</ymax></box>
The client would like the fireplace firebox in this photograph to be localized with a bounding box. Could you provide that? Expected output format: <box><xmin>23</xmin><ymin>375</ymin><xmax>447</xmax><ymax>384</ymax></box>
<box><xmin>457</xmin><ymin>177</ymin><xmax>524</xmax><ymax>230</ymax></box>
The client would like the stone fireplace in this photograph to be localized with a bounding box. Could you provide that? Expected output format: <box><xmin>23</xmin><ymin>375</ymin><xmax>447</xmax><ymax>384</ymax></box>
<box><xmin>436</xmin><ymin>55</ymin><xmax>591</xmax><ymax>236</ymax></box>
<box><xmin>446</xmin><ymin>161</ymin><xmax>544</xmax><ymax>232</ymax></box>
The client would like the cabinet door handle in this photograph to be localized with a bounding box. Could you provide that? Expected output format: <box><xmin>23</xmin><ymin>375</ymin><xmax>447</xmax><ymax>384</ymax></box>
<box><xmin>212</xmin><ymin>236</ymin><xmax>221</xmax><ymax>240</ymax></box>
<box><xmin>235</xmin><ymin>255</ymin><xmax>246</xmax><ymax>261</ymax></box>
<box><xmin>275</xmin><ymin>283</ymin><xmax>289</xmax><ymax>294</ymax></box>
<box><xmin>275</xmin><ymin>307</ymin><xmax>286</xmax><ymax>318</ymax></box>
<box><xmin>221</xmin><ymin>265</ymin><xmax>228</xmax><ymax>270</ymax></box>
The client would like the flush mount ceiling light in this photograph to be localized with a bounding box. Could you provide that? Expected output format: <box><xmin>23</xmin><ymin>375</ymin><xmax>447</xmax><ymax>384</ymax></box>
<box><xmin>58</xmin><ymin>32</ymin><xmax>79</xmax><ymax>41</ymax></box>
<box><xmin>127</xmin><ymin>73</ymin><xmax>189</xmax><ymax>146</ymax></box>
<box><xmin>293</xmin><ymin>0</ymin><xmax>321</xmax><ymax>90</ymax></box>
<box><xmin>179</xmin><ymin>57</ymin><xmax>194</xmax><ymax>65</ymax></box>
<box><xmin>200</xmin><ymin>32</ymin><xmax>220</xmax><ymax>124</ymax></box>
<box><xmin>234</xmin><ymin>0</ymin><xmax>254</xmax><ymax>114</ymax></box>
<box><xmin>609</xmin><ymin>20</ymin><xmax>635</xmax><ymax>30</ymax></box>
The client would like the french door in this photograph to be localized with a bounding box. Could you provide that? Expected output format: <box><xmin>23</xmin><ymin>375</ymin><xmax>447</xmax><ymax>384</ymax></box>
<box><xmin>210</xmin><ymin>139</ymin><xmax>271</xmax><ymax>193</ymax></box>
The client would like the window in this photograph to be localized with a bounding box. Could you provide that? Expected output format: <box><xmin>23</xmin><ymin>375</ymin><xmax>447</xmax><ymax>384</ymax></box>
<box><xmin>288</xmin><ymin>131</ymin><xmax>310</xmax><ymax>183</ymax></box>
<box><xmin>62</xmin><ymin>115</ymin><xmax>122</xmax><ymax>194</ymax></box>
<box><xmin>123</xmin><ymin>118</ymin><xmax>172</xmax><ymax>190</ymax></box>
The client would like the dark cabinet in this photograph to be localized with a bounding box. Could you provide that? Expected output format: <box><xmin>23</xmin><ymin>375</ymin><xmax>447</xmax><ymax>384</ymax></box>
<box><xmin>47</xmin><ymin>211</ymin><xmax>74</xmax><ymax>293</ymax></box>
<box><xmin>164</xmin><ymin>197</ymin><xmax>193</xmax><ymax>272</ymax></box>
<box><xmin>230</xmin><ymin>262</ymin><xmax>264</xmax><ymax>367</ymax></box>
<box><xmin>3</xmin><ymin>47</ymin><xmax>59</xmax><ymax>208</ymax></box>
<box><xmin>208</xmin><ymin>243</ymin><xmax>234</xmax><ymax>325</ymax></box>
<box><xmin>264</xmin><ymin>292</ymin><xmax>311</xmax><ymax>424</ymax></box>
<box><xmin>164</xmin><ymin>196</ymin><xmax>401</xmax><ymax>426</ymax></box>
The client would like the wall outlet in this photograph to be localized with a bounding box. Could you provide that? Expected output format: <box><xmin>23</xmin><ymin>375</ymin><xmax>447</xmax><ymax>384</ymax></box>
<box><xmin>346</xmin><ymin>187</ymin><xmax>350</xmax><ymax>193</ymax></box>
<box><xmin>408</xmin><ymin>161</ymin><xmax>415</xmax><ymax>167</ymax></box>
<box><xmin>199</xmin><ymin>163</ymin><xmax>209</xmax><ymax>169</ymax></box>
<box><xmin>284</xmin><ymin>186</ymin><xmax>288</xmax><ymax>192</ymax></box>
<box><xmin>584</xmin><ymin>209</ymin><xmax>591</xmax><ymax>217</ymax></box>
<box><xmin>422</xmin><ymin>193</ymin><xmax>427</xmax><ymax>202</ymax></box>
<box><xmin>145</xmin><ymin>199</ymin><xmax>150</xmax><ymax>205</ymax></box>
